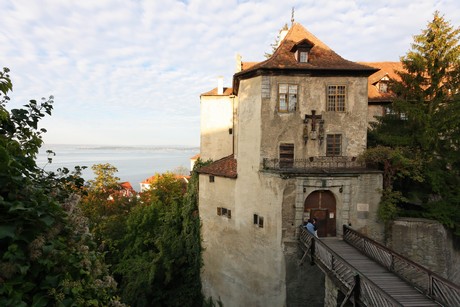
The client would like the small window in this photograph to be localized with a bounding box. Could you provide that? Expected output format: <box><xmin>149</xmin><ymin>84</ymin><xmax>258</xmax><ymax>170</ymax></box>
<box><xmin>299</xmin><ymin>51</ymin><xmax>308</xmax><ymax>63</ymax></box>
<box><xmin>279</xmin><ymin>143</ymin><xmax>294</xmax><ymax>169</ymax></box>
<box><xmin>209</xmin><ymin>175</ymin><xmax>215</xmax><ymax>182</ymax></box>
<box><xmin>217</xmin><ymin>207</ymin><xmax>231</xmax><ymax>219</ymax></box>
<box><xmin>253</xmin><ymin>214</ymin><xmax>264</xmax><ymax>228</ymax></box>
<box><xmin>326</xmin><ymin>85</ymin><xmax>346</xmax><ymax>112</ymax></box>
<box><xmin>326</xmin><ymin>134</ymin><xmax>342</xmax><ymax>157</ymax></box>
<box><xmin>229</xmin><ymin>128</ymin><xmax>233</xmax><ymax>134</ymax></box>
<box><xmin>278</xmin><ymin>84</ymin><xmax>297</xmax><ymax>112</ymax></box>
<box><xmin>384</xmin><ymin>107</ymin><xmax>407</xmax><ymax>120</ymax></box>
<box><xmin>379</xmin><ymin>81</ymin><xmax>388</xmax><ymax>93</ymax></box>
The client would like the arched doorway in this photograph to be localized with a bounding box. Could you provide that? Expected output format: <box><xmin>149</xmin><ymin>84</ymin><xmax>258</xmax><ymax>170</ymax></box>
<box><xmin>304</xmin><ymin>190</ymin><xmax>336</xmax><ymax>237</ymax></box>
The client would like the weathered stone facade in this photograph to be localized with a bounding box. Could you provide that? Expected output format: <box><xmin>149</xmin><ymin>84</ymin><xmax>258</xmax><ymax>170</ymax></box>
<box><xmin>198</xmin><ymin>23</ymin><xmax>385</xmax><ymax>306</ymax></box>
<box><xmin>387</xmin><ymin>218</ymin><xmax>460</xmax><ymax>285</ymax></box>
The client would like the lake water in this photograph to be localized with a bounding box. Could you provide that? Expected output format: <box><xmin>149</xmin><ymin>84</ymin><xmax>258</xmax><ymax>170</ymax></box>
<box><xmin>37</xmin><ymin>144</ymin><xmax>199</xmax><ymax>191</ymax></box>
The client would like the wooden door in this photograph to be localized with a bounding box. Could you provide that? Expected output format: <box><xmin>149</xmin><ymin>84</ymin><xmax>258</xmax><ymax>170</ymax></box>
<box><xmin>304</xmin><ymin>190</ymin><xmax>337</xmax><ymax>237</ymax></box>
<box><xmin>310</xmin><ymin>208</ymin><xmax>328</xmax><ymax>237</ymax></box>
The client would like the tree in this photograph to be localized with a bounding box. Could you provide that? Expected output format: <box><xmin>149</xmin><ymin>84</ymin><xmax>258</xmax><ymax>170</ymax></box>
<box><xmin>0</xmin><ymin>67</ymin><xmax>122</xmax><ymax>306</ymax></box>
<box><xmin>366</xmin><ymin>12</ymin><xmax>460</xmax><ymax>234</ymax></box>
<box><xmin>139</xmin><ymin>172</ymin><xmax>186</xmax><ymax>205</ymax></box>
<box><xmin>79</xmin><ymin>163</ymin><xmax>138</xmax><ymax>270</ymax></box>
<box><xmin>88</xmin><ymin>163</ymin><xmax>120</xmax><ymax>193</ymax></box>
<box><xmin>264</xmin><ymin>23</ymin><xmax>289</xmax><ymax>58</ymax></box>
<box><xmin>114</xmin><ymin>160</ymin><xmax>211</xmax><ymax>306</ymax></box>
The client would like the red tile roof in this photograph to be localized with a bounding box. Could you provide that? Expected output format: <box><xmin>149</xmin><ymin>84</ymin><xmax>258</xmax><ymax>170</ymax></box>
<box><xmin>141</xmin><ymin>174</ymin><xmax>191</xmax><ymax>184</ymax></box>
<box><xmin>119</xmin><ymin>181</ymin><xmax>134</xmax><ymax>191</ymax></box>
<box><xmin>241</xmin><ymin>62</ymin><xmax>258</xmax><ymax>70</ymax></box>
<box><xmin>361</xmin><ymin>62</ymin><xmax>404</xmax><ymax>102</ymax></box>
<box><xmin>232</xmin><ymin>23</ymin><xmax>378</xmax><ymax>94</ymax></box>
<box><xmin>198</xmin><ymin>154</ymin><xmax>237</xmax><ymax>178</ymax></box>
<box><xmin>200</xmin><ymin>87</ymin><xmax>234</xmax><ymax>96</ymax></box>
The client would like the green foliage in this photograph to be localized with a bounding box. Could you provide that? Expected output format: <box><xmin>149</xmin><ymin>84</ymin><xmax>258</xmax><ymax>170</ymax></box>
<box><xmin>366</xmin><ymin>12</ymin><xmax>460</xmax><ymax>235</ymax></box>
<box><xmin>79</xmin><ymin>159</ymin><xmax>212</xmax><ymax>306</ymax></box>
<box><xmin>0</xmin><ymin>68</ymin><xmax>121</xmax><ymax>306</ymax></box>
<box><xmin>0</xmin><ymin>67</ymin><xmax>12</xmax><ymax>96</ymax></box>
<box><xmin>79</xmin><ymin>165</ymin><xmax>138</xmax><ymax>272</ymax></box>
<box><xmin>139</xmin><ymin>172</ymin><xmax>186</xmax><ymax>205</ymax></box>
<box><xmin>377</xmin><ymin>189</ymin><xmax>405</xmax><ymax>222</ymax></box>
<box><xmin>360</xmin><ymin>146</ymin><xmax>424</xmax><ymax>189</ymax></box>
<box><xmin>113</xmin><ymin>161</ymin><xmax>210</xmax><ymax>306</ymax></box>
<box><xmin>88</xmin><ymin>163</ymin><xmax>121</xmax><ymax>193</ymax></box>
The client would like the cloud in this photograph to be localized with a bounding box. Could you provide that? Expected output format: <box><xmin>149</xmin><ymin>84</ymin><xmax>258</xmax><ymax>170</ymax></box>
<box><xmin>1</xmin><ymin>0</ymin><xmax>459</xmax><ymax>145</ymax></box>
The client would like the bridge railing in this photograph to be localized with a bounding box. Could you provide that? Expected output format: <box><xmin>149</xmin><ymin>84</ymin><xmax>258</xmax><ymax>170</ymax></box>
<box><xmin>343</xmin><ymin>225</ymin><xmax>460</xmax><ymax>307</ymax></box>
<box><xmin>299</xmin><ymin>227</ymin><xmax>403</xmax><ymax>307</ymax></box>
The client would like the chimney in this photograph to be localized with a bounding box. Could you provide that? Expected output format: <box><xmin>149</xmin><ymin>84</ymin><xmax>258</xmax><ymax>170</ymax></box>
<box><xmin>277</xmin><ymin>29</ymin><xmax>289</xmax><ymax>47</ymax></box>
<box><xmin>235</xmin><ymin>53</ymin><xmax>242</xmax><ymax>73</ymax></box>
<box><xmin>217</xmin><ymin>76</ymin><xmax>224</xmax><ymax>95</ymax></box>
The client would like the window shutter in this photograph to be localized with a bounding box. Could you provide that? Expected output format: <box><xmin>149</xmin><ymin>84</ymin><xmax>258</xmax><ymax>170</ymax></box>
<box><xmin>279</xmin><ymin>143</ymin><xmax>294</xmax><ymax>168</ymax></box>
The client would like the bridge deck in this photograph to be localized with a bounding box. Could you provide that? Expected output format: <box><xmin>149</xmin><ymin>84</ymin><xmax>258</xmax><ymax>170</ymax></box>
<box><xmin>321</xmin><ymin>237</ymin><xmax>439</xmax><ymax>306</ymax></box>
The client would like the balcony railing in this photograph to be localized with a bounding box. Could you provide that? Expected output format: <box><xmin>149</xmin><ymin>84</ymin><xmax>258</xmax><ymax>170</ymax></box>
<box><xmin>262</xmin><ymin>156</ymin><xmax>367</xmax><ymax>172</ymax></box>
<box><xmin>343</xmin><ymin>225</ymin><xmax>460</xmax><ymax>307</ymax></box>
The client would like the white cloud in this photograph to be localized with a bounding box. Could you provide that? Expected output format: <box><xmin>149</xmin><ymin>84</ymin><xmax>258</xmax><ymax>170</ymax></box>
<box><xmin>1</xmin><ymin>0</ymin><xmax>459</xmax><ymax>145</ymax></box>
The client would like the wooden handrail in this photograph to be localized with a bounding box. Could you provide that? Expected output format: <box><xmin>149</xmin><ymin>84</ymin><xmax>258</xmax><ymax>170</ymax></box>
<box><xmin>298</xmin><ymin>226</ymin><xmax>402</xmax><ymax>307</ymax></box>
<box><xmin>343</xmin><ymin>225</ymin><xmax>460</xmax><ymax>307</ymax></box>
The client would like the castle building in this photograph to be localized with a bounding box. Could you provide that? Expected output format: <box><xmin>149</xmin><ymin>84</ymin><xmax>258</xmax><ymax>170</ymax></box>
<box><xmin>198</xmin><ymin>22</ymin><xmax>387</xmax><ymax>306</ymax></box>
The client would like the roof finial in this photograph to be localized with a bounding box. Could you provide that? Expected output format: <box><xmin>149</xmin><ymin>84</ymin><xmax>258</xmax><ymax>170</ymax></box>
<box><xmin>291</xmin><ymin>7</ymin><xmax>295</xmax><ymax>26</ymax></box>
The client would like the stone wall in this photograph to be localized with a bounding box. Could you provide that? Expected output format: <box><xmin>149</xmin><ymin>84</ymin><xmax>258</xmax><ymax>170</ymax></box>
<box><xmin>324</xmin><ymin>275</ymin><xmax>339</xmax><ymax>307</ymax></box>
<box><xmin>284</xmin><ymin>241</ymin><xmax>325</xmax><ymax>307</ymax></box>
<box><xmin>387</xmin><ymin>218</ymin><xmax>460</xmax><ymax>284</ymax></box>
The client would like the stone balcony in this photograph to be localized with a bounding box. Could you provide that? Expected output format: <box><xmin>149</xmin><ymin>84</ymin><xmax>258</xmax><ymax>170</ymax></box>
<box><xmin>262</xmin><ymin>156</ymin><xmax>376</xmax><ymax>175</ymax></box>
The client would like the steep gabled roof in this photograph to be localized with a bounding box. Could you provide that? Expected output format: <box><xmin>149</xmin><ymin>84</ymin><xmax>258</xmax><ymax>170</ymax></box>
<box><xmin>361</xmin><ymin>62</ymin><xmax>404</xmax><ymax>103</ymax></box>
<box><xmin>198</xmin><ymin>154</ymin><xmax>237</xmax><ymax>179</ymax></box>
<box><xmin>200</xmin><ymin>87</ymin><xmax>234</xmax><ymax>96</ymax></box>
<box><xmin>233</xmin><ymin>23</ymin><xmax>378</xmax><ymax>94</ymax></box>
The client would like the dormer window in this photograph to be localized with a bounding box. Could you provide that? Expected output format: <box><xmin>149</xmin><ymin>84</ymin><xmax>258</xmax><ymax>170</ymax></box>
<box><xmin>378</xmin><ymin>75</ymin><xmax>390</xmax><ymax>93</ymax></box>
<box><xmin>299</xmin><ymin>51</ymin><xmax>309</xmax><ymax>63</ymax></box>
<box><xmin>291</xmin><ymin>39</ymin><xmax>314</xmax><ymax>63</ymax></box>
<box><xmin>379</xmin><ymin>81</ymin><xmax>388</xmax><ymax>93</ymax></box>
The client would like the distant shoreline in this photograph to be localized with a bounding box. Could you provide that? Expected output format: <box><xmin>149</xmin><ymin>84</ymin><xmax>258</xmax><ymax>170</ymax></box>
<box><xmin>37</xmin><ymin>144</ymin><xmax>199</xmax><ymax>192</ymax></box>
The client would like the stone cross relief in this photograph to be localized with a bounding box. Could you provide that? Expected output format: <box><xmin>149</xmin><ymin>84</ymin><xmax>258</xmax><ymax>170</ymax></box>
<box><xmin>303</xmin><ymin>110</ymin><xmax>324</xmax><ymax>144</ymax></box>
<box><xmin>305</xmin><ymin>110</ymin><xmax>322</xmax><ymax>131</ymax></box>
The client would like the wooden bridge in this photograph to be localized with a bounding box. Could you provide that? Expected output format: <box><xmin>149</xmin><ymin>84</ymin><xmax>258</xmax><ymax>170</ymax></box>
<box><xmin>298</xmin><ymin>225</ymin><xmax>460</xmax><ymax>307</ymax></box>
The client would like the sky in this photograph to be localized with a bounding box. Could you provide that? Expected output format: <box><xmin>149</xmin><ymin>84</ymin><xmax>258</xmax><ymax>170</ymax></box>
<box><xmin>1</xmin><ymin>0</ymin><xmax>459</xmax><ymax>146</ymax></box>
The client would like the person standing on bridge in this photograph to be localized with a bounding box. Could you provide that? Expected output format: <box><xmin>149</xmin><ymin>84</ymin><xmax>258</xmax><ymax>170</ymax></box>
<box><xmin>305</xmin><ymin>219</ymin><xmax>318</xmax><ymax>238</ymax></box>
<box><xmin>312</xmin><ymin>217</ymin><xmax>319</xmax><ymax>238</ymax></box>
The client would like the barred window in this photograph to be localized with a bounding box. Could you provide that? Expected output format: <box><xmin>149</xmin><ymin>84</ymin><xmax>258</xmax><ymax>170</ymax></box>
<box><xmin>327</xmin><ymin>85</ymin><xmax>346</xmax><ymax>112</ymax></box>
<box><xmin>278</xmin><ymin>84</ymin><xmax>298</xmax><ymax>112</ymax></box>
<box><xmin>326</xmin><ymin>134</ymin><xmax>342</xmax><ymax>157</ymax></box>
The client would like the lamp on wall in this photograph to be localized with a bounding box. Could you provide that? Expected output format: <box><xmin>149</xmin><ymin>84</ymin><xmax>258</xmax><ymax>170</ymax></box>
<box><xmin>339</xmin><ymin>186</ymin><xmax>343</xmax><ymax>193</ymax></box>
